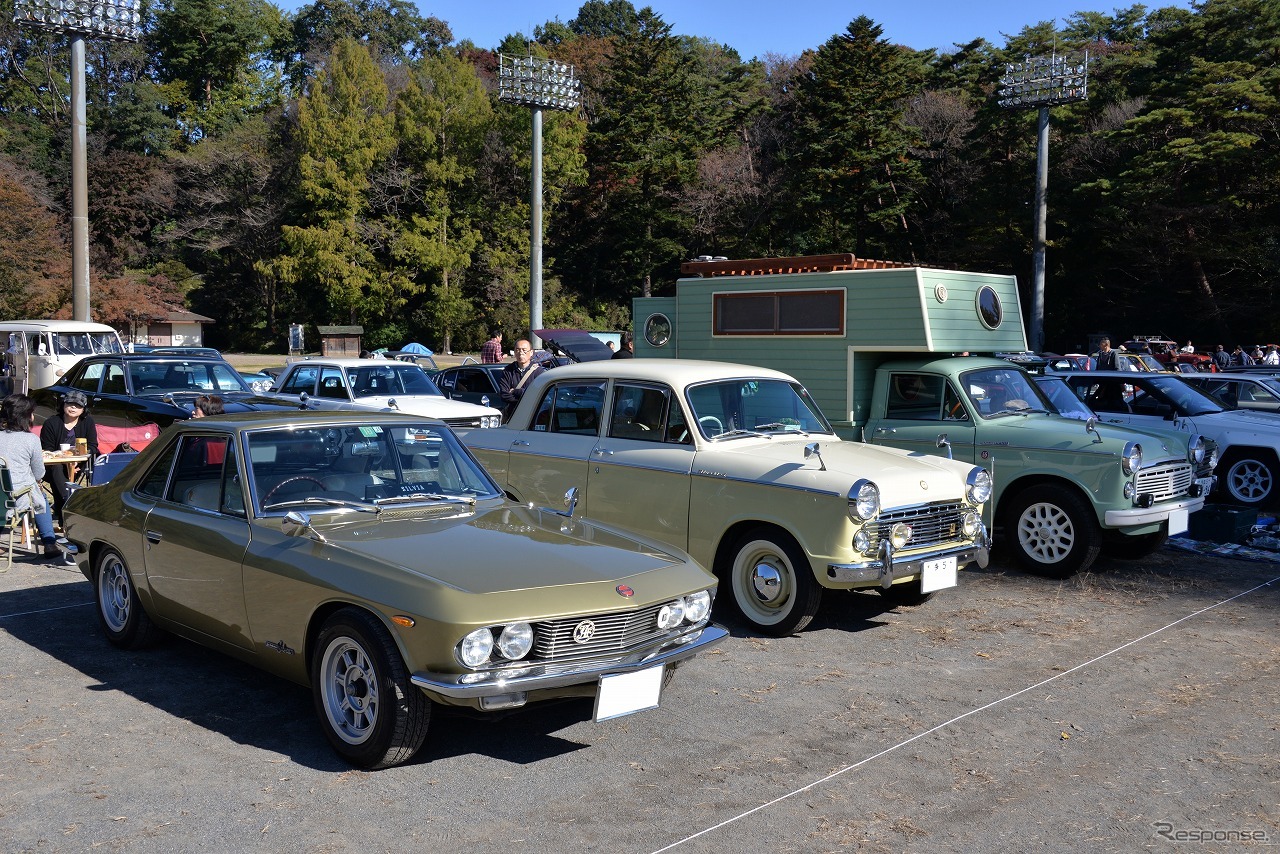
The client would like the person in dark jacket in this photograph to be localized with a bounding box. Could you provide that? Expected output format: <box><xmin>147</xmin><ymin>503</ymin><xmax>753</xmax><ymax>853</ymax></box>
<box><xmin>612</xmin><ymin>331</ymin><xmax>635</xmax><ymax>359</ymax></box>
<box><xmin>498</xmin><ymin>339</ymin><xmax>544</xmax><ymax>421</ymax></box>
<box><xmin>39</xmin><ymin>390</ymin><xmax>99</xmax><ymax>526</ymax></box>
<box><xmin>1093</xmin><ymin>338</ymin><xmax>1118</xmax><ymax>371</ymax></box>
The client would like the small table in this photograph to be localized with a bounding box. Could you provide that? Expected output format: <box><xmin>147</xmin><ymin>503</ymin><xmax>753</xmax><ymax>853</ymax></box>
<box><xmin>42</xmin><ymin>452</ymin><xmax>90</xmax><ymax>485</ymax></box>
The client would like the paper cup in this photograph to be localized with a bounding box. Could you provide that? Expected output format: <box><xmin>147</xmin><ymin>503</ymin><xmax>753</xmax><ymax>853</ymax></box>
<box><xmin>59</xmin><ymin>443</ymin><xmax>71</xmax><ymax>452</ymax></box>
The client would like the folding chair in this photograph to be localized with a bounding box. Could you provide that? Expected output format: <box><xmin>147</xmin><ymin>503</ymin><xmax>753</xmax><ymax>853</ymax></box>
<box><xmin>1</xmin><ymin>461</ymin><xmax>37</xmax><ymax>569</ymax></box>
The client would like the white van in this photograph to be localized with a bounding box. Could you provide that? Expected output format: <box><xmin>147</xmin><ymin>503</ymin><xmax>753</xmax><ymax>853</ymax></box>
<box><xmin>0</xmin><ymin>320</ymin><xmax>126</xmax><ymax>395</ymax></box>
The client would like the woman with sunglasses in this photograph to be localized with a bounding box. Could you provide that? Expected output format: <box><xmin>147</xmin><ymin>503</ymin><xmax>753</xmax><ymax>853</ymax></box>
<box><xmin>39</xmin><ymin>390</ymin><xmax>99</xmax><ymax>528</ymax></box>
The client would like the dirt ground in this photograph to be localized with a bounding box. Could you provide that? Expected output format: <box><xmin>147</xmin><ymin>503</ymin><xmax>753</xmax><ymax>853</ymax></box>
<box><xmin>1</xmin><ymin>540</ymin><xmax>1277</xmax><ymax>852</ymax></box>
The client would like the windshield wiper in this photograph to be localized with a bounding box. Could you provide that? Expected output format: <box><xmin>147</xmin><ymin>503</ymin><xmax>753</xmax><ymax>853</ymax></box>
<box><xmin>263</xmin><ymin>496</ymin><xmax>378</xmax><ymax>512</ymax></box>
<box><xmin>751</xmin><ymin>422</ymin><xmax>810</xmax><ymax>436</ymax></box>
<box><xmin>713</xmin><ymin>428</ymin><xmax>772</xmax><ymax>440</ymax></box>
<box><xmin>374</xmin><ymin>493</ymin><xmax>476</xmax><ymax>506</ymax></box>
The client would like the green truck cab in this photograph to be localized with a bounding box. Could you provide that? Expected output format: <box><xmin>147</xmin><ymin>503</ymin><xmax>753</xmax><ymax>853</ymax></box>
<box><xmin>634</xmin><ymin>254</ymin><xmax>1214</xmax><ymax>577</ymax></box>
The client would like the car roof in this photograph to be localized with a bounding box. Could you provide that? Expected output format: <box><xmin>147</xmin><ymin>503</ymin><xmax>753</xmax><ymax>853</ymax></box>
<box><xmin>169</xmin><ymin>410</ymin><xmax>449</xmax><ymax>432</ymax></box>
<box><xmin>285</xmin><ymin>358</ymin><xmax>424</xmax><ymax>368</ymax></box>
<box><xmin>1188</xmin><ymin>372</ymin><xmax>1280</xmax><ymax>382</ymax></box>
<box><xmin>74</xmin><ymin>353</ymin><xmax>230</xmax><ymax>363</ymax></box>
<box><xmin>519</xmin><ymin>358</ymin><xmax>800</xmax><ymax>386</ymax></box>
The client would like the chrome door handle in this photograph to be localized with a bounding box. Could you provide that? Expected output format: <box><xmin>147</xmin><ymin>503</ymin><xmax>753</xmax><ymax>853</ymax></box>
<box><xmin>593</xmin><ymin>448</ymin><xmax>614</xmax><ymax>456</ymax></box>
<box><xmin>874</xmin><ymin>427</ymin><xmax>895</xmax><ymax>435</ymax></box>
<box><xmin>145</xmin><ymin>530</ymin><xmax>162</xmax><ymax>544</ymax></box>
<box><xmin>512</xmin><ymin>440</ymin><xmax>530</xmax><ymax>447</ymax></box>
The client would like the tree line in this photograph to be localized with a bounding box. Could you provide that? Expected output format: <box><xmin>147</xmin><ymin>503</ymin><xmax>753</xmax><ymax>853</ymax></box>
<box><xmin>1</xmin><ymin>0</ymin><xmax>1276</xmax><ymax>353</ymax></box>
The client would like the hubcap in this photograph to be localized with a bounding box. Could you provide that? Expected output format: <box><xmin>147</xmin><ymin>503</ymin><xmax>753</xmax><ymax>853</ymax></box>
<box><xmin>99</xmin><ymin>557</ymin><xmax>130</xmax><ymax>632</ymax></box>
<box><xmin>751</xmin><ymin>563</ymin><xmax>782</xmax><ymax>603</ymax></box>
<box><xmin>1017</xmin><ymin>502</ymin><xmax>1075</xmax><ymax>564</ymax></box>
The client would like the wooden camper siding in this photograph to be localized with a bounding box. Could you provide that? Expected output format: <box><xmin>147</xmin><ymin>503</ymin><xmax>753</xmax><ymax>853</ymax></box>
<box><xmin>918</xmin><ymin>269</ymin><xmax>1028</xmax><ymax>353</ymax></box>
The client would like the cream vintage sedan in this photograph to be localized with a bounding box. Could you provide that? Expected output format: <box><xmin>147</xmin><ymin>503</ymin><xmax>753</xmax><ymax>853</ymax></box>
<box><xmin>461</xmin><ymin>360</ymin><xmax>992</xmax><ymax>636</ymax></box>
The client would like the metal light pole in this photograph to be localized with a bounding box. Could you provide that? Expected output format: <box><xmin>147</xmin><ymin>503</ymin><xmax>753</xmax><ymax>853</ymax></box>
<box><xmin>13</xmin><ymin>0</ymin><xmax>142</xmax><ymax>322</ymax></box>
<box><xmin>997</xmin><ymin>51</ymin><xmax>1089</xmax><ymax>353</ymax></box>
<box><xmin>498</xmin><ymin>54</ymin><xmax>580</xmax><ymax>349</ymax></box>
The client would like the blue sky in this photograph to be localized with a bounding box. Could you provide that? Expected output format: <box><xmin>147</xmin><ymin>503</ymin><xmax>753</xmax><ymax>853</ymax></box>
<box><xmin>368</xmin><ymin>1</ymin><xmax>1142</xmax><ymax>58</ymax></box>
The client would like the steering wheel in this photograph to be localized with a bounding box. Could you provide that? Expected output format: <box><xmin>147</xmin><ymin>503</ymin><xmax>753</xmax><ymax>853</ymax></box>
<box><xmin>948</xmin><ymin>399</ymin><xmax>966</xmax><ymax>419</ymax></box>
<box><xmin>263</xmin><ymin>476</ymin><xmax>326</xmax><ymax>503</ymax></box>
<box><xmin>698</xmin><ymin>415</ymin><xmax>724</xmax><ymax>436</ymax></box>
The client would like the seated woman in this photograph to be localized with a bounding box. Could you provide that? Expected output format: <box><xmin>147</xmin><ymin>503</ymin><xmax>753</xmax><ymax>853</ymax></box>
<box><xmin>39</xmin><ymin>390</ymin><xmax>98</xmax><ymax>526</ymax></box>
<box><xmin>2</xmin><ymin>394</ymin><xmax>67</xmax><ymax>562</ymax></box>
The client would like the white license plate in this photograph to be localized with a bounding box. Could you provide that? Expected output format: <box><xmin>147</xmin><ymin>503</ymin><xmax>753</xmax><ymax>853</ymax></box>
<box><xmin>920</xmin><ymin>556</ymin><xmax>958</xmax><ymax>593</ymax></box>
<box><xmin>1196</xmin><ymin>477</ymin><xmax>1215</xmax><ymax>495</ymax></box>
<box><xmin>1167</xmin><ymin>507</ymin><xmax>1189</xmax><ymax>535</ymax></box>
<box><xmin>594</xmin><ymin>665</ymin><xmax>664</xmax><ymax>722</ymax></box>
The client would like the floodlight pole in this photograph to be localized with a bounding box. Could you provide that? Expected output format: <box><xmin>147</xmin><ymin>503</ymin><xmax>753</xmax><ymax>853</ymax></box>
<box><xmin>998</xmin><ymin>51</ymin><xmax>1089</xmax><ymax>354</ymax></box>
<box><xmin>71</xmin><ymin>38</ymin><xmax>89</xmax><ymax>321</ymax></box>
<box><xmin>498</xmin><ymin>55</ymin><xmax>580</xmax><ymax>350</ymax></box>
<box><xmin>13</xmin><ymin>0</ymin><xmax>142</xmax><ymax>323</ymax></box>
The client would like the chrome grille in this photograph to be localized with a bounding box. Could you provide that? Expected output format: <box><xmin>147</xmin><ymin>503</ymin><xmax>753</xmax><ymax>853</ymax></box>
<box><xmin>534</xmin><ymin>603</ymin><xmax>669</xmax><ymax>663</ymax></box>
<box><xmin>443</xmin><ymin>415</ymin><xmax>486</xmax><ymax>429</ymax></box>
<box><xmin>1136</xmin><ymin>460</ymin><xmax>1193</xmax><ymax>501</ymax></box>
<box><xmin>872</xmin><ymin>501</ymin><xmax>966</xmax><ymax>551</ymax></box>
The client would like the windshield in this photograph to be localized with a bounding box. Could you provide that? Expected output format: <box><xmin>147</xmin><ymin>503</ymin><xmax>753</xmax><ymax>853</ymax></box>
<box><xmin>247</xmin><ymin>422</ymin><xmax>500</xmax><ymax>512</ymax></box>
<box><xmin>685</xmin><ymin>379</ymin><xmax>833</xmax><ymax>439</ymax></box>
<box><xmin>1137</xmin><ymin>376</ymin><xmax>1225</xmax><ymax>415</ymax></box>
<box><xmin>961</xmin><ymin>367</ymin><xmax>1052</xmax><ymax>418</ymax></box>
<box><xmin>54</xmin><ymin>332</ymin><xmax>123</xmax><ymax>356</ymax></box>
<box><xmin>1034</xmin><ymin>377</ymin><xmax>1096</xmax><ymax>421</ymax></box>
<box><xmin>129</xmin><ymin>360</ymin><xmax>251</xmax><ymax>393</ymax></box>
<box><xmin>344</xmin><ymin>364</ymin><xmax>443</xmax><ymax>399</ymax></box>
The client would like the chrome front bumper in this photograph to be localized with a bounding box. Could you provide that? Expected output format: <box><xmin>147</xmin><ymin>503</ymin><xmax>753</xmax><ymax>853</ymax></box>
<box><xmin>826</xmin><ymin>532</ymin><xmax>990</xmax><ymax>589</ymax></box>
<box><xmin>1104</xmin><ymin>494</ymin><xmax>1206</xmax><ymax>527</ymax></box>
<box><xmin>411</xmin><ymin>623</ymin><xmax>729</xmax><ymax>700</ymax></box>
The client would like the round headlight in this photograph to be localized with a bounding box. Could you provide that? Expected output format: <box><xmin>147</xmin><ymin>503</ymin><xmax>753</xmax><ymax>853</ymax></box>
<box><xmin>458</xmin><ymin>627</ymin><xmax>494</xmax><ymax>667</ymax></box>
<box><xmin>967</xmin><ymin>468</ymin><xmax>993</xmax><ymax>504</ymax></box>
<box><xmin>657</xmin><ymin>600</ymin><xmax>686</xmax><ymax>629</ymax></box>
<box><xmin>1188</xmin><ymin>435</ymin><xmax>1205</xmax><ymax>465</ymax></box>
<box><xmin>854</xmin><ymin>528</ymin><xmax>872</xmax><ymax>553</ymax></box>
<box><xmin>890</xmin><ymin>522</ymin><xmax>912</xmax><ymax>550</ymax></box>
<box><xmin>1208</xmin><ymin>447</ymin><xmax>1219</xmax><ymax>469</ymax></box>
<box><xmin>848</xmin><ymin>480</ymin><xmax>880</xmax><ymax>521</ymax></box>
<box><xmin>683</xmin><ymin>590</ymin><xmax>712</xmax><ymax>623</ymax></box>
<box><xmin>962</xmin><ymin>510</ymin><xmax>981</xmax><ymax>538</ymax></box>
<box><xmin>1122</xmin><ymin>441</ymin><xmax>1143</xmax><ymax>476</ymax></box>
<box><xmin>496</xmin><ymin>622</ymin><xmax>533</xmax><ymax>660</ymax></box>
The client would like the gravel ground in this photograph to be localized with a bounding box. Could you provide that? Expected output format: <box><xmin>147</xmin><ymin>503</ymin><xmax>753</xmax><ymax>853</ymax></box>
<box><xmin>1</xmin><ymin>544</ymin><xmax>1277</xmax><ymax>853</ymax></box>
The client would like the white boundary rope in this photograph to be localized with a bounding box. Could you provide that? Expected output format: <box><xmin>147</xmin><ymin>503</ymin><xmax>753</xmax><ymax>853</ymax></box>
<box><xmin>650</xmin><ymin>575</ymin><xmax>1279</xmax><ymax>853</ymax></box>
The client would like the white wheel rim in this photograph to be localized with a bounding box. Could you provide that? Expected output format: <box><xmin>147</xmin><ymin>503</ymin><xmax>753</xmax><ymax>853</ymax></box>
<box><xmin>1227</xmin><ymin>459</ymin><xmax>1272</xmax><ymax>502</ymax></box>
<box><xmin>732</xmin><ymin>540</ymin><xmax>795</xmax><ymax>625</ymax></box>
<box><xmin>98</xmin><ymin>555</ymin><xmax>131</xmax><ymax>633</ymax></box>
<box><xmin>1016</xmin><ymin>502</ymin><xmax>1076</xmax><ymax>564</ymax></box>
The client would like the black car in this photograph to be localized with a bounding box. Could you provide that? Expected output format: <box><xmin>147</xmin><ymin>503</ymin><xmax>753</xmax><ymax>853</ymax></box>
<box><xmin>433</xmin><ymin>363</ymin><xmax>506</xmax><ymax>407</ymax></box>
<box><xmin>31</xmin><ymin>354</ymin><xmax>285</xmax><ymax>429</ymax></box>
<box><xmin>146</xmin><ymin>346</ymin><xmax>223</xmax><ymax>359</ymax></box>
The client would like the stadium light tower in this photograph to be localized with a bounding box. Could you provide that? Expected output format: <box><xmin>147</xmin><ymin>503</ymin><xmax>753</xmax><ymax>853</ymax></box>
<box><xmin>498</xmin><ymin>54</ymin><xmax>580</xmax><ymax>349</ymax></box>
<box><xmin>998</xmin><ymin>51</ymin><xmax>1089</xmax><ymax>353</ymax></box>
<box><xmin>13</xmin><ymin>0</ymin><xmax>143</xmax><ymax>323</ymax></box>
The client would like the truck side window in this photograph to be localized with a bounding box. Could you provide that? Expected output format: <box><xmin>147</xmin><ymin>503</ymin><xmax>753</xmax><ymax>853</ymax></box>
<box><xmin>886</xmin><ymin>373</ymin><xmax>946</xmax><ymax>421</ymax></box>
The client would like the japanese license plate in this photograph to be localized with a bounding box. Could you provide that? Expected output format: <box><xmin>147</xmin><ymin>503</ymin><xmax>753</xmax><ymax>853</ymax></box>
<box><xmin>1167</xmin><ymin>507</ymin><xmax>1189</xmax><ymax>535</ymax></box>
<box><xmin>595</xmin><ymin>665</ymin><xmax>664</xmax><ymax>722</ymax></box>
<box><xmin>920</xmin><ymin>556</ymin><xmax>958</xmax><ymax>593</ymax></box>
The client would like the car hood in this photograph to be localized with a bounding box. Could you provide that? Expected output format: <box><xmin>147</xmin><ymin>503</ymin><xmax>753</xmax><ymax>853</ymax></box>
<box><xmin>311</xmin><ymin>502</ymin><xmax>705</xmax><ymax>597</ymax></box>
<box><xmin>702</xmin><ymin>436</ymin><xmax>974</xmax><ymax>505</ymax></box>
<box><xmin>976</xmin><ymin>412</ymin><xmax>1189</xmax><ymax>455</ymax></box>
<box><xmin>1190</xmin><ymin>408</ymin><xmax>1280</xmax><ymax>429</ymax></box>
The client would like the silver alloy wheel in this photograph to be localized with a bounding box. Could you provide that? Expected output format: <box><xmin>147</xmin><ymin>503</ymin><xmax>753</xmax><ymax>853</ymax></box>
<box><xmin>1015</xmin><ymin>501</ymin><xmax>1076</xmax><ymax>564</ymax></box>
<box><xmin>732</xmin><ymin>539</ymin><xmax>795</xmax><ymax>625</ymax></box>
<box><xmin>97</xmin><ymin>553</ymin><xmax>132</xmax><ymax>633</ymax></box>
<box><xmin>318</xmin><ymin>636</ymin><xmax>381</xmax><ymax>746</ymax></box>
<box><xmin>1226</xmin><ymin>457</ymin><xmax>1273</xmax><ymax>503</ymax></box>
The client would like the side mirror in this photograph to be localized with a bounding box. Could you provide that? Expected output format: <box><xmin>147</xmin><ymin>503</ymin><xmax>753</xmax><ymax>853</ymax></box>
<box><xmin>387</xmin><ymin>397</ymin><xmax>399</xmax><ymax>411</ymax></box>
<box><xmin>1084</xmin><ymin>416</ymin><xmax>1103</xmax><ymax>444</ymax></box>
<box><xmin>562</xmin><ymin>486</ymin><xmax>579</xmax><ymax>517</ymax></box>
<box><xmin>936</xmin><ymin>434</ymin><xmax>952</xmax><ymax>460</ymax></box>
<box><xmin>804</xmin><ymin>442</ymin><xmax>826</xmax><ymax>471</ymax></box>
<box><xmin>282</xmin><ymin>510</ymin><xmax>327</xmax><ymax>542</ymax></box>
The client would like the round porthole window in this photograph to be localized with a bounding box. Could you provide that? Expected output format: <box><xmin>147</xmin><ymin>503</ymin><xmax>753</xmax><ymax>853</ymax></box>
<box><xmin>644</xmin><ymin>313</ymin><xmax>672</xmax><ymax>348</ymax></box>
<box><xmin>976</xmin><ymin>286</ymin><xmax>1002</xmax><ymax>329</ymax></box>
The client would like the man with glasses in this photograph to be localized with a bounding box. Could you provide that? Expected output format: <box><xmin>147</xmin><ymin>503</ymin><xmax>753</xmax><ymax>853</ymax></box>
<box><xmin>498</xmin><ymin>339</ymin><xmax>545</xmax><ymax>422</ymax></box>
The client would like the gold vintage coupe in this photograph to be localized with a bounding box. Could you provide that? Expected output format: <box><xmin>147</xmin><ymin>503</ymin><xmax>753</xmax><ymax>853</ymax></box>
<box><xmin>62</xmin><ymin>412</ymin><xmax>725</xmax><ymax>769</ymax></box>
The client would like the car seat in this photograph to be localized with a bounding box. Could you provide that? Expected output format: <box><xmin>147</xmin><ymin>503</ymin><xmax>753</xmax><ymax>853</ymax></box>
<box><xmin>322</xmin><ymin>447</ymin><xmax>383</xmax><ymax>496</ymax></box>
